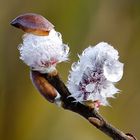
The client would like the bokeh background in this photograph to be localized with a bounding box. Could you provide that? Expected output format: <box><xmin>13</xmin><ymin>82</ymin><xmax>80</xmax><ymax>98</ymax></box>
<box><xmin>0</xmin><ymin>0</ymin><xmax>140</xmax><ymax>140</ymax></box>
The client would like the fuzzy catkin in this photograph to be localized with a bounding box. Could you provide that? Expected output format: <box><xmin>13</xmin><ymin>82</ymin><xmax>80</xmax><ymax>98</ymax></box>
<box><xmin>19</xmin><ymin>29</ymin><xmax>69</xmax><ymax>73</ymax></box>
<box><xmin>67</xmin><ymin>42</ymin><xmax>123</xmax><ymax>107</ymax></box>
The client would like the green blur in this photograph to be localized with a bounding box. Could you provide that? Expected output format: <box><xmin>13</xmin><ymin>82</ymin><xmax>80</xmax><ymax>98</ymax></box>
<box><xmin>0</xmin><ymin>0</ymin><xmax>140</xmax><ymax>140</ymax></box>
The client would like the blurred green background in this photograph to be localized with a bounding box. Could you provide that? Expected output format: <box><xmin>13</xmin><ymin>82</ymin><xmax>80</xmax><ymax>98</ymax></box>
<box><xmin>0</xmin><ymin>0</ymin><xmax>140</xmax><ymax>140</ymax></box>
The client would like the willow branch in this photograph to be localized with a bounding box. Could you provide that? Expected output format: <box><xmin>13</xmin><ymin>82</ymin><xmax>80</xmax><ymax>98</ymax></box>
<box><xmin>10</xmin><ymin>13</ymin><xmax>137</xmax><ymax>140</ymax></box>
<box><xmin>31</xmin><ymin>70</ymin><xmax>137</xmax><ymax>140</ymax></box>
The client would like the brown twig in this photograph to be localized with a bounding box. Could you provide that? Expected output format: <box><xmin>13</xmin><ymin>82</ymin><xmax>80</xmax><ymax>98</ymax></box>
<box><xmin>31</xmin><ymin>70</ymin><xmax>137</xmax><ymax>140</ymax></box>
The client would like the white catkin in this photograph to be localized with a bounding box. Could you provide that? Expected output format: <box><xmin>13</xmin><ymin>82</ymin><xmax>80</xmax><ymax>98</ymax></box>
<box><xmin>67</xmin><ymin>42</ymin><xmax>124</xmax><ymax>107</ymax></box>
<box><xmin>19</xmin><ymin>29</ymin><xmax>69</xmax><ymax>73</ymax></box>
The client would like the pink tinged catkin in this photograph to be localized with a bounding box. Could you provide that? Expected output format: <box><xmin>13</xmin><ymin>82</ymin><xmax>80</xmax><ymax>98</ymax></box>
<box><xmin>67</xmin><ymin>42</ymin><xmax>124</xmax><ymax>108</ymax></box>
<box><xmin>19</xmin><ymin>29</ymin><xmax>69</xmax><ymax>73</ymax></box>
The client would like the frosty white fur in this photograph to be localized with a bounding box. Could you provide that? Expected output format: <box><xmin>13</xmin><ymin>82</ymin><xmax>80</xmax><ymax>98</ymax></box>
<box><xmin>19</xmin><ymin>29</ymin><xmax>69</xmax><ymax>73</ymax></box>
<box><xmin>67</xmin><ymin>42</ymin><xmax>123</xmax><ymax>107</ymax></box>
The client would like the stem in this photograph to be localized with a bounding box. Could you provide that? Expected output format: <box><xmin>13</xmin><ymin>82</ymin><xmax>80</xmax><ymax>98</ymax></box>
<box><xmin>33</xmin><ymin>71</ymin><xmax>137</xmax><ymax>140</ymax></box>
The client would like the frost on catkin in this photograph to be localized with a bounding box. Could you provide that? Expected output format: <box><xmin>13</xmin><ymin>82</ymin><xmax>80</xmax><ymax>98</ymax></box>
<box><xmin>19</xmin><ymin>29</ymin><xmax>69</xmax><ymax>73</ymax></box>
<box><xmin>67</xmin><ymin>42</ymin><xmax>123</xmax><ymax>108</ymax></box>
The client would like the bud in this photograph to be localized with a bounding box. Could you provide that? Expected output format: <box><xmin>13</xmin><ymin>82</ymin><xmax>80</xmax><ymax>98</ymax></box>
<box><xmin>18</xmin><ymin>29</ymin><xmax>69</xmax><ymax>73</ymax></box>
<box><xmin>67</xmin><ymin>42</ymin><xmax>124</xmax><ymax>108</ymax></box>
<box><xmin>31</xmin><ymin>70</ymin><xmax>58</xmax><ymax>102</ymax></box>
<box><xmin>10</xmin><ymin>13</ymin><xmax>54</xmax><ymax>36</ymax></box>
<box><xmin>11</xmin><ymin>13</ymin><xmax>69</xmax><ymax>73</ymax></box>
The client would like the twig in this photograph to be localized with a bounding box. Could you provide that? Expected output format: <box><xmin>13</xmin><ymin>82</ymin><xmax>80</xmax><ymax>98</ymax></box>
<box><xmin>31</xmin><ymin>70</ymin><xmax>137</xmax><ymax>140</ymax></box>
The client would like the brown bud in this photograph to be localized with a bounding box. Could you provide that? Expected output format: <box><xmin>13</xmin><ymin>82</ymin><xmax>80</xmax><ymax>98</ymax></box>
<box><xmin>10</xmin><ymin>13</ymin><xmax>54</xmax><ymax>36</ymax></box>
<box><xmin>88</xmin><ymin>117</ymin><xmax>103</xmax><ymax>127</ymax></box>
<box><xmin>30</xmin><ymin>70</ymin><xmax>57</xmax><ymax>103</ymax></box>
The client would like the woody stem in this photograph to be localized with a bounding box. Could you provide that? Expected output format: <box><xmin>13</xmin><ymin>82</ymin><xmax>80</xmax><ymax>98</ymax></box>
<box><xmin>37</xmin><ymin>71</ymin><xmax>137</xmax><ymax>140</ymax></box>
